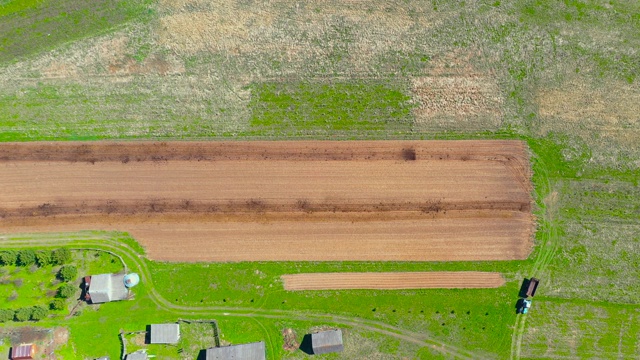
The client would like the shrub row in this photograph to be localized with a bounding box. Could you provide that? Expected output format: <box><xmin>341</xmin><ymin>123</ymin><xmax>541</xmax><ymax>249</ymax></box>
<box><xmin>0</xmin><ymin>248</ymin><xmax>71</xmax><ymax>267</ymax></box>
<box><xmin>0</xmin><ymin>305</ymin><xmax>49</xmax><ymax>322</ymax></box>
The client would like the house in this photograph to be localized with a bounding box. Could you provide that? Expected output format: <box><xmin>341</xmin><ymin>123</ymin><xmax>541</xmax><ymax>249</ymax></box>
<box><xmin>10</xmin><ymin>344</ymin><xmax>35</xmax><ymax>360</ymax></box>
<box><xmin>149</xmin><ymin>323</ymin><xmax>180</xmax><ymax>344</ymax></box>
<box><xmin>204</xmin><ymin>341</ymin><xmax>266</xmax><ymax>360</ymax></box>
<box><xmin>311</xmin><ymin>329</ymin><xmax>343</xmax><ymax>355</ymax></box>
<box><xmin>125</xmin><ymin>350</ymin><xmax>148</xmax><ymax>360</ymax></box>
<box><xmin>84</xmin><ymin>273</ymin><xmax>131</xmax><ymax>304</ymax></box>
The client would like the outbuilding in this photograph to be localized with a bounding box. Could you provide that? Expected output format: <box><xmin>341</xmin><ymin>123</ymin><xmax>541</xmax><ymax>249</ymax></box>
<box><xmin>125</xmin><ymin>350</ymin><xmax>148</xmax><ymax>360</ymax></box>
<box><xmin>204</xmin><ymin>341</ymin><xmax>266</xmax><ymax>360</ymax></box>
<box><xmin>149</xmin><ymin>323</ymin><xmax>181</xmax><ymax>344</ymax></box>
<box><xmin>311</xmin><ymin>329</ymin><xmax>344</xmax><ymax>355</ymax></box>
<box><xmin>84</xmin><ymin>273</ymin><xmax>131</xmax><ymax>304</ymax></box>
<box><xmin>11</xmin><ymin>344</ymin><xmax>35</xmax><ymax>360</ymax></box>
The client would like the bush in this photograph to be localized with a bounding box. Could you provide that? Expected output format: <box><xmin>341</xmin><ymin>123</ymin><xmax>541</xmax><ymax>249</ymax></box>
<box><xmin>51</xmin><ymin>248</ymin><xmax>72</xmax><ymax>265</ymax></box>
<box><xmin>30</xmin><ymin>305</ymin><xmax>48</xmax><ymax>321</ymax></box>
<box><xmin>36</xmin><ymin>251</ymin><xmax>52</xmax><ymax>267</ymax></box>
<box><xmin>14</xmin><ymin>307</ymin><xmax>32</xmax><ymax>322</ymax></box>
<box><xmin>58</xmin><ymin>265</ymin><xmax>78</xmax><ymax>282</ymax></box>
<box><xmin>17</xmin><ymin>250</ymin><xmax>36</xmax><ymax>266</ymax></box>
<box><xmin>0</xmin><ymin>309</ymin><xmax>14</xmax><ymax>322</ymax></box>
<box><xmin>56</xmin><ymin>283</ymin><xmax>77</xmax><ymax>299</ymax></box>
<box><xmin>0</xmin><ymin>250</ymin><xmax>17</xmax><ymax>266</ymax></box>
<box><xmin>50</xmin><ymin>298</ymin><xmax>66</xmax><ymax>311</ymax></box>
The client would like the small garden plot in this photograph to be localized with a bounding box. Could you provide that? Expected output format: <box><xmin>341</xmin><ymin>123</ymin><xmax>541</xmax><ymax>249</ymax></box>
<box><xmin>123</xmin><ymin>321</ymin><xmax>218</xmax><ymax>360</ymax></box>
<box><xmin>0</xmin><ymin>248</ymin><xmax>123</xmax><ymax>323</ymax></box>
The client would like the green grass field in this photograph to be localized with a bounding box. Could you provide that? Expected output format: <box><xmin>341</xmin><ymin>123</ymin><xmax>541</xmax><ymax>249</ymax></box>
<box><xmin>0</xmin><ymin>0</ymin><xmax>639</xmax><ymax>358</ymax></box>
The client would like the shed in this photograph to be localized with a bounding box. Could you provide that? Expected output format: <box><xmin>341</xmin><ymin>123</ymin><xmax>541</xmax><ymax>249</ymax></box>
<box><xmin>86</xmin><ymin>273</ymin><xmax>130</xmax><ymax>304</ymax></box>
<box><xmin>11</xmin><ymin>344</ymin><xmax>35</xmax><ymax>360</ymax></box>
<box><xmin>125</xmin><ymin>350</ymin><xmax>148</xmax><ymax>360</ymax></box>
<box><xmin>205</xmin><ymin>342</ymin><xmax>266</xmax><ymax>360</ymax></box>
<box><xmin>311</xmin><ymin>329</ymin><xmax>344</xmax><ymax>355</ymax></box>
<box><xmin>149</xmin><ymin>323</ymin><xmax>180</xmax><ymax>344</ymax></box>
<box><xmin>95</xmin><ymin>357</ymin><xmax>110</xmax><ymax>360</ymax></box>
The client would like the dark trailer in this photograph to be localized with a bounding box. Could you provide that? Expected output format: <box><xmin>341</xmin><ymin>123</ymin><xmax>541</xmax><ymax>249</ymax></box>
<box><xmin>526</xmin><ymin>277</ymin><xmax>540</xmax><ymax>297</ymax></box>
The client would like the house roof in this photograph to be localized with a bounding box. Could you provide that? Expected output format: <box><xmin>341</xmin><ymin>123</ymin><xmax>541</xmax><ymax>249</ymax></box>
<box><xmin>88</xmin><ymin>273</ymin><xmax>129</xmax><ymax>303</ymax></box>
<box><xmin>312</xmin><ymin>329</ymin><xmax>344</xmax><ymax>355</ymax></box>
<box><xmin>205</xmin><ymin>342</ymin><xmax>266</xmax><ymax>360</ymax></box>
<box><xmin>125</xmin><ymin>351</ymin><xmax>148</xmax><ymax>360</ymax></box>
<box><xmin>11</xmin><ymin>344</ymin><xmax>35</xmax><ymax>359</ymax></box>
<box><xmin>150</xmin><ymin>323</ymin><xmax>180</xmax><ymax>344</ymax></box>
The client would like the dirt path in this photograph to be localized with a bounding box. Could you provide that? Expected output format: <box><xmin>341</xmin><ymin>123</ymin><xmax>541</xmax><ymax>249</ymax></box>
<box><xmin>0</xmin><ymin>140</ymin><xmax>534</xmax><ymax>262</ymax></box>
<box><xmin>281</xmin><ymin>272</ymin><xmax>505</xmax><ymax>290</ymax></box>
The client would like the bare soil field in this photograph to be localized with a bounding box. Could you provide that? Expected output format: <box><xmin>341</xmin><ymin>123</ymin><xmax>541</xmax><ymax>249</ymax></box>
<box><xmin>281</xmin><ymin>272</ymin><xmax>506</xmax><ymax>290</ymax></box>
<box><xmin>0</xmin><ymin>140</ymin><xmax>533</xmax><ymax>262</ymax></box>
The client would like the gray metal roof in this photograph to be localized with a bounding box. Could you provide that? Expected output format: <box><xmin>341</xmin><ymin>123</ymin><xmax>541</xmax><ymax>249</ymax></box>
<box><xmin>312</xmin><ymin>330</ymin><xmax>344</xmax><ymax>355</ymax></box>
<box><xmin>205</xmin><ymin>342</ymin><xmax>266</xmax><ymax>360</ymax></box>
<box><xmin>95</xmin><ymin>357</ymin><xmax>110</xmax><ymax>360</ymax></box>
<box><xmin>150</xmin><ymin>323</ymin><xmax>180</xmax><ymax>344</ymax></box>
<box><xmin>88</xmin><ymin>273</ymin><xmax>129</xmax><ymax>304</ymax></box>
<box><xmin>125</xmin><ymin>351</ymin><xmax>148</xmax><ymax>360</ymax></box>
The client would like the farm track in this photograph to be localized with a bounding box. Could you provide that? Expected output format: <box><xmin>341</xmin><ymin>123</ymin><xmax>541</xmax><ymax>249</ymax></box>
<box><xmin>0</xmin><ymin>140</ymin><xmax>534</xmax><ymax>262</ymax></box>
<box><xmin>282</xmin><ymin>272</ymin><xmax>506</xmax><ymax>290</ymax></box>
<box><xmin>0</xmin><ymin>233</ymin><xmax>484</xmax><ymax>359</ymax></box>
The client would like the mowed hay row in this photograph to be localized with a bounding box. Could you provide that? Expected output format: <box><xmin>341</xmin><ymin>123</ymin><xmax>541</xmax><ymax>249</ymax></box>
<box><xmin>281</xmin><ymin>272</ymin><xmax>506</xmax><ymax>290</ymax></box>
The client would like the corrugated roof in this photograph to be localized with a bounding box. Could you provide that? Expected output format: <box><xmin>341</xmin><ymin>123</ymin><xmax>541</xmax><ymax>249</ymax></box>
<box><xmin>11</xmin><ymin>344</ymin><xmax>34</xmax><ymax>358</ymax></box>
<box><xmin>150</xmin><ymin>323</ymin><xmax>180</xmax><ymax>344</ymax></box>
<box><xmin>312</xmin><ymin>330</ymin><xmax>344</xmax><ymax>355</ymax></box>
<box><xmin>205</xmin><ymin>342</ymin><xmax>266</xmax><ymax>360</ymax></box>
<box><xmin>88</xmin><ymin>274</ymin><xmax>111</xmax><ymax>303</ymax></box>
<box><xmin>125</xmin><ymin>350</ymin><xmax>148</xmax><ymax>360</ymax></box>
<box><xmin>88</xmin><ymin>273</ymin><xmax>129</xmax><ymax>303</ymax></box>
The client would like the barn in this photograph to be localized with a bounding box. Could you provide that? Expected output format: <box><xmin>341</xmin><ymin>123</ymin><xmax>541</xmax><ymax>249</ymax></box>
<box><xmin>311</xmin><ymin>329</ymin><xmax>344</xmax><ymax>355</ymax></box>
<box><xmin>84</xmin><ymin>273</ymin><xmax>131</xmax><ymax>304</ymax></box>
<box><xmin>204</xmin><ymin>341</ymin><xmax>266</xmax><ymax>360</ymax></box>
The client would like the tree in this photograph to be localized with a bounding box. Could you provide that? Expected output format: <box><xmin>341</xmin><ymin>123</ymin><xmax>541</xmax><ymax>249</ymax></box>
<box><xmin>50</xmin><ymin>299</ymin><xmax>66</xmax><ymax>311</ymax></box>
<box><xmin>0</xmin><ymin>309</ymin><xmax>14</xmax><ymax>322</ymax></box>
<box><xmin>36</xmin><ymin>251</ymin><xmax>52</xmax><ymax>267</ymax></box>
<box><xmin>57</xmin><ymin>265</ymin><xmax>78</xmax><ymax>282</ymax></box>
<box><xmin>0</xmin><ymin>250</ymin><xmax>17</xmax><ymax>266</ymax></box>
<box><xmin>56</xmin><ymin>283</ymin><xmax>77</xmax><ymax>299</ymax></box>
<box><xmin>14</xmin><ymin>307</ymin><xmax>32</xmax><ymax>322</ymax></box>
<box><xmin>30</xmin><ymin>305</ymin><xmax>48</xmax><ymax>321</ymax></box>
<box><xmin>17</xmin><ymin>249</ymin><xmax>36</xmax><ymax>266</ymax></box>
<box><xmin>51</xmin><ymin>248</ymin><xmax>72</xmax><ymax>265</ymax></box>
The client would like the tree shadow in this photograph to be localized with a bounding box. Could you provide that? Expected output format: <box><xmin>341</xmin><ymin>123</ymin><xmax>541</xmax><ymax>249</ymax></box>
<box><xmin>299</xmin><ymin>334</ymin><xmax>314</xmax><ymax>355</ymax></box>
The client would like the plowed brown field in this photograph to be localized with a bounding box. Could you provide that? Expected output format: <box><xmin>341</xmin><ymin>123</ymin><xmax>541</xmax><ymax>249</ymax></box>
<box><xmin>281</xmin><ymin>272</ymin><xmax>506</xmax><ymax>290</ymax></box>
<box><xmin>0</xmin><ymin>140</ymin><xmax>534</xmax><ymax>262</ymax></box>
